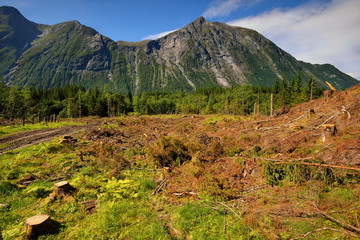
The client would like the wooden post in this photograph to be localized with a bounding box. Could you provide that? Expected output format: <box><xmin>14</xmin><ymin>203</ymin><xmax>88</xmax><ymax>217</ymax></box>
<box><xmin>25</xmin><ymin>214</ymin><xmax>53</xmax><ymax>239</ymax></box>
<box><xmin>270</xmin><ymin>94</ymin><xmax>274</xmax><ymax>117</ymax></box>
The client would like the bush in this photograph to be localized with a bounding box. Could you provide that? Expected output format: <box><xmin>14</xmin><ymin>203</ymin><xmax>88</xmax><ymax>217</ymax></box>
<box><xmin>147</xmin><ymin>136</ymin><xmax>191</xmax><ymax>168</ymax></box>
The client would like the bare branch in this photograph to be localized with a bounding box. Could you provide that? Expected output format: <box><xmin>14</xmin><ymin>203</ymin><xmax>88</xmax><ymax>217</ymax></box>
<box><xmin>218</xmin><ymin>202</ymin><xmax>242</xmax><ymax>220</ymax></box>
<box><xmin>312</xmin><ymin>205</ymin><xmax>360</xmax><ymax>234</ymax></box>
<box><xmin>291</xmin><ymin>227</ymin><xmax>360</xmax><ymax>239</ymax></box>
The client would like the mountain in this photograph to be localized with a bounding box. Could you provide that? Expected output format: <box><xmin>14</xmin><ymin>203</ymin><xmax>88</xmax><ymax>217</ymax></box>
<box><xmin>0</xmin><ymin>6</ymin><xmax>43</xmax><ymax>75</ymax></box>
<box><xmin>0</xmin><ymin>6</ymin><xmax>358</xmax><ymax>94</ymax></box>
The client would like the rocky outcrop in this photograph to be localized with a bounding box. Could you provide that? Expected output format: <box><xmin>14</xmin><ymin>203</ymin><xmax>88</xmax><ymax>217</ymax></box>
<box><xmin>1</xmin><ymin>7</ymin><xmax>358</xmax><ymax>93</ymax></box>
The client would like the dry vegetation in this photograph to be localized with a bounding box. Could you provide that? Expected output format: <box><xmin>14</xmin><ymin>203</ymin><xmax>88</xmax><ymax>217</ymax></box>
<box><xmin>0</xmin><ymin>85</ymin><xmax>359</xmax><ymax>239</ymax></box>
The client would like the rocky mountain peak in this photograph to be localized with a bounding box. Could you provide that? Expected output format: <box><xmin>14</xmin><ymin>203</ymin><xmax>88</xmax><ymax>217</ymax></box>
<box><xmin>0</xmin><ymin>6</ymin><xmax>21</xmax><ymax>15</ymax></box>
<box><xmin>1</xmin><ymin>7</ymin><xmax>358</xmax><ymax>93</ymax></box>
<box><xmin>192</xmin><ymin>16</ymin><xmax>207</xmax><ymax>25</ymax></box>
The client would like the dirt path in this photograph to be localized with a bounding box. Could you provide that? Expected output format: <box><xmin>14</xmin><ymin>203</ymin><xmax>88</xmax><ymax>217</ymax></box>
<box><xmin>0</xmin><ymin>124</ymin><xmax>97</xmax><ymax>154</ymax></box>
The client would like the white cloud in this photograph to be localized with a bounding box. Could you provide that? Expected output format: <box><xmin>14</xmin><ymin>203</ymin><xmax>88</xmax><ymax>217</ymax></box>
<box><xmin>203</xmin><ymin>0</ymin><xmax>260</xmax><ymax>19</ymax></box>
<box><xmin>228</xmin><ymin>0</ymin><xmax>360</xmax><ymax>76</ymax></box>
<box><xmin>142</xmin><ymin>29</ymin><xmax>177</xmax><ymax>40</ymax></box>
<box><xmin>348</xmin><ymin>73</ymin><xmax>360</xmax><ymax>80</ymax></box>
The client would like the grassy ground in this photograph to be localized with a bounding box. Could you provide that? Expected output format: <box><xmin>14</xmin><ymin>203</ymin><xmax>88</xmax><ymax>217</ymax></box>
<box><xmin>0</xmin><ymin>112</ymin><xmax>359</xmax><ymax>239</ymax></box>
<box><xmin>0</xmin><ymin>121</ymin><xmax>84</xmax><ymax>137</ymax></box>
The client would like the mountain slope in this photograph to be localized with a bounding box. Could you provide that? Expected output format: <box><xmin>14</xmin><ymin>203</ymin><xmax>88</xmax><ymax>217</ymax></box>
<box><xmin>1</xmin><ymin>7</ymin><xmax>358</xmax><ymax>94</ymax></box>
<box><xmin>6</xmin><ymin>20</ymin><xmax>116</xmax><ymax>88</ymax></box>
<box><xmin>0</xmin><ymin>6</ymin><xmax>42</xmax><ymax>75</ymax></box>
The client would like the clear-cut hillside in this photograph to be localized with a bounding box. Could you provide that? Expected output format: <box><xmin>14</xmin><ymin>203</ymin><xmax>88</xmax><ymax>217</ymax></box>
<box><xmin>1</xmin><ymin>7</ymin><xmax>358</xmax><ymax>94</ymax></box>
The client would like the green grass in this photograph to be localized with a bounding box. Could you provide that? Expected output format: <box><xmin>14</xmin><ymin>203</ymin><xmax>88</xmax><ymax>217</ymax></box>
<box><xmin>0</xmin><ymin>121</ymin><xmax>84</xmax><ymax>137</ymax></box>
<box><xmin>173</xmin><ymin>203</ymin><xmax>253</xmax><ymax>239</ymax></box>
<box><xmin>0</xmin><ymin>137</ymin><xmax>171</xmax><ymax>240</ymax></box>
<box><xmin>0</xmin><ymin>115</ymin><xmax>359</xmax><ymax>239</ymax></box>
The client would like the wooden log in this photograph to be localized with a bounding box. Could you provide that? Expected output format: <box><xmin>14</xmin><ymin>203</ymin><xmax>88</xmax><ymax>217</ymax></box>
<box><xmin>25</xmin><ymin>214</ymin><xmax>53</xmax><ymax>239</ymax></box>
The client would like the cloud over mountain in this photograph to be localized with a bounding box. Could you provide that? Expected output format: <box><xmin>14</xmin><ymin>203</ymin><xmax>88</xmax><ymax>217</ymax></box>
<box><xmin>228</xmin><ymin>0</ymin><xmax>360</xmax><ymax>78</ymax></box>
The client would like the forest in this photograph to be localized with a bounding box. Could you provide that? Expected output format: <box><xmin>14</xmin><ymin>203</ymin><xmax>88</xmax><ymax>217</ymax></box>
<box><xmin>0</xmin><ymin>73</ymin><xmax>323</xmax><ymax>123</ymax></box>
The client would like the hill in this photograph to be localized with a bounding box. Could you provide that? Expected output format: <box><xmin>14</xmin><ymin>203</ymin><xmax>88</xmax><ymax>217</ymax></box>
<box><xmin>0</xmin><ymin>6</ymin><xmax>358</xmax><ymax>94</ymax></box>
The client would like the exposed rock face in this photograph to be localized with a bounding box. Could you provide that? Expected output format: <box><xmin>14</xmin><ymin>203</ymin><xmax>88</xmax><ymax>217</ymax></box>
<box><xmin>0</xmin><ymin>7</ymin><xmax>358</xmax><ymax>94</ymax></box>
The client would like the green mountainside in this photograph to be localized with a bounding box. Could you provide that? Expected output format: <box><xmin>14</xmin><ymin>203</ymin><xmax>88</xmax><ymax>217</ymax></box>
<box><xmin>0</xmin><ymin>6</ymin><xmax>358</xmax><ymax>94</ymax></box>
<box><xmin>0</xmin><ymin>6</ymin><xmax>42</xmax><ymax>75</ymax></box>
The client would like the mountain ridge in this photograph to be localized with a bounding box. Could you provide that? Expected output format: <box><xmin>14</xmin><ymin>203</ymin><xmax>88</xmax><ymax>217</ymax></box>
<box><xmin>0</xmin><ymin>6</ymin><xmax>358</xmax><ymax>94</ymax></box>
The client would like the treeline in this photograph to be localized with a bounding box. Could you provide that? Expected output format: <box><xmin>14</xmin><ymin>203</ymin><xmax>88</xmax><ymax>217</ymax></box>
<box><xmin>0</xmin><ymin>83</ymin><xmax>132</xmax><ymax>123</ymax></box>
<box><xmin>133</xmin><ymin>74</ymin><xmax>323</xmax><ymax>115</ymax></box>
<box><xmin>0</xmin><ymin>73</ymin><xmax>323</xmax><ymax>123</ymax></box>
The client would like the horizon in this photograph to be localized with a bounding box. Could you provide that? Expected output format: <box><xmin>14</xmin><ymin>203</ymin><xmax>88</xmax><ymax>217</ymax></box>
<box><xmin>0</xmin><ymin>0</ymin><xmax>359</xmax><ymax>79</ymax></box>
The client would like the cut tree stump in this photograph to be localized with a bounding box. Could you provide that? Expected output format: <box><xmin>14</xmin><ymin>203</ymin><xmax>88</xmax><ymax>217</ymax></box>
<box><xmin>322</xmin><ymin>124</ymin><xmax>337</xmax><ymax>136</ymax></box>
<box><xmin>25</xmin><ymin>214</ymin><xmax>53</xmax><ymax>239</ymax></box>
<box><xmin>60</xmin><ymin>136</ymin><xmax>77</xmax><ymax>145</ymax></box>
<box><xmin>50</xmin><ymin>181</ymin><xmax>76</xmax><ymax>200</ymax></box>
<box><xmin>53</xmin><ymin>181</ymin><xmax>75</xmax><ymax>196</ymax></box>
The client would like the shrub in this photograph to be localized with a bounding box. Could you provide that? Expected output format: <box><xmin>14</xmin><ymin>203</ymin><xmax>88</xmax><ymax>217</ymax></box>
<box><xmin>146</xmin><ymin>136</ymin><xmax>191</xmax><ymax>168</ymax></box>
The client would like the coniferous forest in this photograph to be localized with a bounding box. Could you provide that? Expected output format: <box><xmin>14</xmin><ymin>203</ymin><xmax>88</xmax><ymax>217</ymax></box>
<box><xmin>0</xmin><ymin>73</ymin><xmax>323</xmax><ymax>123</ymax></box>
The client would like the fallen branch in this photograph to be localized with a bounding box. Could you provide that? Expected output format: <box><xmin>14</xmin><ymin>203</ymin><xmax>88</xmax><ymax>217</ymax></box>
<box><xmin>282</xmin><ymin>115</ymin><xmax>304</xmax><ymax>126</ymax></box>
<box><xmin>240</xmin><ymin>184</ymin><xmax>268</xmax><ymax>193</ymax></box>
<box><xmin>281</xmin><ymin>115</ymin><xmax>335</xmax><ymax>142</ymax></box>
<box><xmin>259</xmin><ymin>157</ymin><xmax>314</xmax><ymax>163</ymax></box>
<box><xmin>312</xmin><ymin>205</ymin><xmax>360</xmax><ymax>234</ymax></box>
<box><xmin>272</xmin><ymin>161</ymin><xmax>360</xmax><ymax>172</ymax></box>
<box><xmin>218</xmin><ymin>202</ymin><xmax>242</xmax><ymax>220</ymax></box>
<box><xmin>291</xmin><ymin>227</ymin><xmax>360</xmax><ymax>239</ymax></box>
<box><xmin>330</xmin><ymin>207</ymin><xmax>360</xmax><ymax>214</ymax></box>
<box><xmin>172</xmin><ymin>191</ymin><xmax>199</xmax><ymax>197</ymax></box>
<box><xmin>256</xmin><ymin>126</ymin><xmax>281</xmax><ymax>131</ymax></box>
<box><xmin>314</xmin><ymin>115</ymin><xmax>335</xmax><ymax>130</ymax></box>
<box><xmin>151</xmin><ymin>178</ymin><xmax>168</xmax><ymax>195</ymax></box>
<box><xmin>132</xmin><ymin>167</ymin><xmax>162</xmax><ymax>171</ymax></box>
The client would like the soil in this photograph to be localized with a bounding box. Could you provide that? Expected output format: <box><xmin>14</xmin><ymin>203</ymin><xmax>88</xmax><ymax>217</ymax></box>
<box><xmin>0</xmin><ymin>124</ymin><xmax>98</xmax><ymax>154</ymax></box>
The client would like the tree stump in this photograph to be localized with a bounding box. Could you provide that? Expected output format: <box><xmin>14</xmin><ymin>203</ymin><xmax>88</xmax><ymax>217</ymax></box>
<box><xmin>60</xmin><ymin>136</ymin><xmax>77</xmax><ymax>145</ymax></box>
<box><xmin>25</xmin><ymin>214</ymin><xmax>53</xmax><ymax>239</ymax></box>
<box><xmin>324</xmin><ymin>90</ymin><xmax>333</xmax><ymax>99</ymax></box>
<box><xmin>322</xmin><ymin>124</ymin><xmax>337</xmax><ymax>136</ymax></box>
<box><xmin>53</xmin><ymin>181</ymin><xmax>76</xmax><ymax>196</ymax></box>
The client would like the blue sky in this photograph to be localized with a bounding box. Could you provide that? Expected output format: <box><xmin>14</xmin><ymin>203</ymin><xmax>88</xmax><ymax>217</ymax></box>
<box><xmin>1</xmin><ymin>0</ymin><xmax>359</xmax><ymax>78</ymax></box>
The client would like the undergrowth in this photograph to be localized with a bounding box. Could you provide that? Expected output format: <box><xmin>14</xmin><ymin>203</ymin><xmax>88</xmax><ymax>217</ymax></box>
<box><xmin>0</xmin><ymin>115</ymin><xmax>359</xmax><ymax>239</ymax></box>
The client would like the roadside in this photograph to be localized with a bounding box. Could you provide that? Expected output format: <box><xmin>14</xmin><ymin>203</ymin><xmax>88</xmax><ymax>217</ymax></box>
<box><xmin>0</xmin><ymin>124</ymin><xmax>98</xmax><ymax>154</ymax></box>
